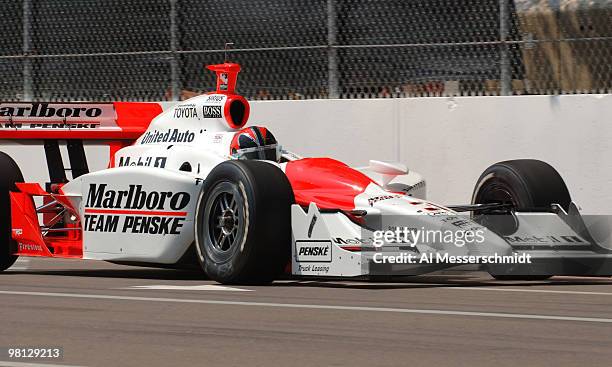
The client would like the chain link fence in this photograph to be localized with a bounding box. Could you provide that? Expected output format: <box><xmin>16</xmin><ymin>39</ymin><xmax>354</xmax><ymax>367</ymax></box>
<box><xmin>0</xmin><ymin>0</ymin><xmax>610</xmax><ymax>102</ymax></box>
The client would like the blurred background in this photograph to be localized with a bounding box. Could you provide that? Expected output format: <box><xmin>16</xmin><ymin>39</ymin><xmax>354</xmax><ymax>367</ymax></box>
<box><xmin>0</xmin><ymin>0</ymin><xmax>610</xmax><ymax>102</ymax></box>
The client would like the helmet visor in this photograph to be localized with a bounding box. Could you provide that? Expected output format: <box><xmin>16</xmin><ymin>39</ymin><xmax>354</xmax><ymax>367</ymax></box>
<box><xmin>231</xmin><ymin>143</ymin><xmax>280</xmax><ymax>162</ymax></box>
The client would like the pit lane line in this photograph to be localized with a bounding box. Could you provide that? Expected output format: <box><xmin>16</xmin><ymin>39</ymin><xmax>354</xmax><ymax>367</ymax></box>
<box><xmin>122</xmin><ymin>283</ymin><xmax>612</xmax><ymax>296</ymax></box>
<box><xmin>1</xmin><ymin>290</ymin><xmax>612</xmax><ymax>324</ymax></box>
<box><xmin>440</xmin><ymin>286</ymin><xmax>612</xmax><ymax>296</ymax></box>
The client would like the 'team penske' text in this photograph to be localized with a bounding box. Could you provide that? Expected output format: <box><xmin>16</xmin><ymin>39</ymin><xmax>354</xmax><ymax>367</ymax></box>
<box><xmin>84</xmin><ymin>214</ymin><xmax>184</xmax><ymax>235</ymax></box>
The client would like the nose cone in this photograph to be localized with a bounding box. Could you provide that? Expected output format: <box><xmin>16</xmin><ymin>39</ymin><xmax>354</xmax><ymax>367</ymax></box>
<box><xmin>285</xmin><ymin>158</ymin><xmax>377</xmax><ymax>210</ymax></box>
<box><xmin>363</xmin><ymin>195</ymin><xmax>513</xmax><ymax>257</ymax></box>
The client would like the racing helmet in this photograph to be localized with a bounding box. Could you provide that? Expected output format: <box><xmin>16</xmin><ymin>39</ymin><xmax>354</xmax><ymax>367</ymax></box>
<box><xmin>230</xmin><ymin>126</ymin><xmax>280</xmax><ymax>162</ymax></box>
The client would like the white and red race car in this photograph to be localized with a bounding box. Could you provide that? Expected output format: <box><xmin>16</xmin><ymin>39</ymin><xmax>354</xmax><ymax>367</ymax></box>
<box><xmin>1</xmin><ymin>63</ymin><xmax>611</xmax><ymax>284</ymax></box>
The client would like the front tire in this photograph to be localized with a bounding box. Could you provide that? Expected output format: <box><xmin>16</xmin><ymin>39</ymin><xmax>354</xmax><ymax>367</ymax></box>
<box><xmin>195</xmin><ymin>160</ymin><xmax>294</xmax><ymax>284</ymax></box>
<box><xmin>0</xmin><ymin>152</ymin><xmax>24</xmax><ymax>271</ymax></box>
<box><xmin>472</xmin><ymin>159</ymin><xmax>571</xmax><ymax>212</ymax></box>
<box><xmin>472</xmin><ymin>159</ymin><xmax>571</xmax><ymax>281</ymax></box>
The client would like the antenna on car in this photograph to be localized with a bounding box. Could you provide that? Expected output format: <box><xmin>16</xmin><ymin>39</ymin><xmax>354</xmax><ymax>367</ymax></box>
<box><xmin>224</xmin><ymin>42</ymin><xmax>234</xmax><ymax>63</ymax></box>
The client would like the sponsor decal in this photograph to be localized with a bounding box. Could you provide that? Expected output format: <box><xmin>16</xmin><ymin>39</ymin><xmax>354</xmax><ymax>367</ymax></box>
<box><xmin>332</xmin><ymin>237</ymin><xmax>373</xmax><ymax>245</ymax></box>
<box><xmin>212</xmin><ymin>133</ymin><xmax>224</xmax><ymax>143</ymax></box>
<box><xmin>83</xmin><ymin>183</ymin><xmax>190</xmax><ymax>235</ymax></box>
<box><xmin>18</xmin><ymin>243</ymin><xmax>43</xmax><ymax>252</ymax></box>
<box><xmin>0</xmin><ymin>122</ymin><xmax>100</xmax><ymax>129</ymax></box>
<box><xmin>296</xmin><ymin>264</ymin><xmax>330</xmax><ymax>273</ymax></box>
<box><xmin>417</xmin><ymin>203</ymin><xmax>448</xmax><ymax>216</ymax></box>
<box><xmin>367</xmin><ymin>195</ymin><xmax>401</xmax><ymax>206</ymax></box>
<box><xmin>0</xmin><ymin>103</ymin><xmax>103</xmax><ymax>118</ymax></box>
<box><xmin>206</xmin><ymin>95</ymin><xmax>225</xmax><ymax>102</ymax></box>
<box><xmin>219</xmin><ymin>73</ymin><xmax>229</xmax><ymax>91</ymax></box>
<box><xmin>504</xmin><ymin>235</ymin><xmax>585</xmax><ymax>244</ymax></box>
<box><xmin>140</xmin><ymin>129</ymin><xmax>195</xmax><ymax>144</ymax></box>
<box><xmin>439</xmin><ymin>216</ymin><xmax>481</xmax><ymax>230</ymax></box>
<box><xmin>173</xmin><ymin>104</ymin><xmax>198</xmax><ymax>119</ymax></box>
<box><xmin>202</xmin><ymin>105</ymin><xmax>222</xmax><ymax>119</ymax></box>
<box><xmin>117</xmin><ymin>156</ymin><xmax>167</xmax><ymax>168</ymax></box>
<box><xmin>84</xmin><ymin>214</ymin><xmax>185</xmax><ymax>235</ymax></box>
<box><xmin>295</xmin><ymin>240</ymin><xmax>332</xmax><ymax>262</ymax></box>
<box><xmin>85</xmin><ymin>184</ymin><xmax>189</xmax><ymax>211</ymax></box>
<box><xmin>422</xmin><ymin>210</ymin><xmax>446</xmax><ymax>216</ymax></box>
<box><xmin>0</xmin><ymin>103</ymin><xmax>114</xmax><ymax>130</ymax></box>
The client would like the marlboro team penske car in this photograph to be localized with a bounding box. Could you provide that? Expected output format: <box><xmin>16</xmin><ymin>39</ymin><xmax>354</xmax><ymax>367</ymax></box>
<box><xmin>1</xmin><ymin>63</ymin><xmax>611</xmax><ymax>284</ymax></box>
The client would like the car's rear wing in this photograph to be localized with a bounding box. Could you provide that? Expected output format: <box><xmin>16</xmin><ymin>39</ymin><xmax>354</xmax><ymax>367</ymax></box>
<box><xmin>0</xmin><ymin>101</ymin><xmax>165</xmax><ymax>140</ymax></box>
<box><xmin>0</xmin><ymin>101</ymin><xmax>169</xmax><ymax>184</ymax></box>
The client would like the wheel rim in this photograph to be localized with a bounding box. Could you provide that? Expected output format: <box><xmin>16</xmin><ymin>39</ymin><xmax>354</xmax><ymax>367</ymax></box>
<box><xmin>479</xmin><ymin>184</ymin><xmax>513</xmax><ymax>206</ymax></box>
<box><xmin>206</xmin><ymin>181</ymin><xmax>245</xmax><ymax>253</ymax></box>
<box><xmin>474</xmin><ymin>181</ymin><xmax>519</xmax><ymax>235</ymax></box>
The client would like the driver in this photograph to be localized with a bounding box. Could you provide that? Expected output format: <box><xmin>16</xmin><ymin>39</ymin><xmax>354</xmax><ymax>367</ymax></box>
<box><xmin>230</xmin><ymin>126</ymin><xmax>280</xmax><ymax>162</ymax></box>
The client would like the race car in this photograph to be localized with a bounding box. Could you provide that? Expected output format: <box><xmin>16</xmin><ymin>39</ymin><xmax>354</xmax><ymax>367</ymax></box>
<box><xmin>1</xmin><ymin>62</ymin><xmax>611</xmax><ymax>284</ymax></box>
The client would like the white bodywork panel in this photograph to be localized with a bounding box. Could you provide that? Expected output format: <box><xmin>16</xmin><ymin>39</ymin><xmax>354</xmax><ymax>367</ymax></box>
<box><xmin>291</xmin><ymin>204</ymin><xmax>366</xmax><ymax>277</ymax></box>
<box><xmin>357</xmin><ymin>166</ymin><xmax>426</xmax><ymax>199</ymax></box>
<box><xmin>62</xmin><ymin>167</ymin><xmax>203</xmax><ymax>263</ymax></box>
<box><xmin>290</xmin><ymin>182</ymin><xmax>513</xmax><ymax>277</ymax></box>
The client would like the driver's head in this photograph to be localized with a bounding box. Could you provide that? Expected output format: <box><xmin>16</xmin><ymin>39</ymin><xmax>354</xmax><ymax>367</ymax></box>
<box><xmin>230</xmin><ymin>126</ymin><xmax>280</xmax><ymax>162</ymax></box>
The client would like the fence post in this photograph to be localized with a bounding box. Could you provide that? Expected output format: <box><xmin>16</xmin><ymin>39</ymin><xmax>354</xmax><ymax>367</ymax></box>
<box><xmin>22</xmin><ymin>0</ymin><xmax>33</xmax><ymax>101</ymax></box>
<box><xmin>170</xmin><ymin>0</ymin><xmax>180</xmax><ymax>101</ymax></box>
<box><xmin>499</xmin><ymin>0</ymin><xmax>511</xmax><ymax>96</ymax></box>
<box><xmin>327</xmin><ymin>0</ymin><xmax>339</xmax><ymax>99</ymax></box>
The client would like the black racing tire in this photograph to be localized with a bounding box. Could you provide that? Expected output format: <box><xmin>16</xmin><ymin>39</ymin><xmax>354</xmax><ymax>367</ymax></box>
<box><xmin>472</xmin><ymin>159</ymin><xmax>571</xmax><ymax>212</ymax></box>
<box><xmin>0</xmin><ymin>151</ymin><xmax>24</xmax><ymax>272</ymax></box>
<box><xmin>472</xmin><ymin>160</ymin><xmax>571</xmax><ymax>281</ymax></box>
<box><xmin>194</xmin><ymin>160</ymin><xmax>294</xmax><ymax>284</ymax></box>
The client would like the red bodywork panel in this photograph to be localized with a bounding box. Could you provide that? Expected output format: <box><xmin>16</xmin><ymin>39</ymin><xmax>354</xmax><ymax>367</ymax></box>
<box><xmin>10</xmin><ymin>183</ymin><xmax>83</xmax><ymax>258</ymax></box>
<box><xmin>284</xmin><ymin>158</ymin><xmax>375</xmax><ymax>211</ymax></box>
<box><xmin>113</xmin><ymin>102</ymin><xmax>164</xmax><ymax>139</ymax></box>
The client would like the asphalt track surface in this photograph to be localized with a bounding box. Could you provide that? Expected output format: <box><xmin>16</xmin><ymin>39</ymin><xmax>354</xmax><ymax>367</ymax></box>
<box><xmin>1</xmin><ymin>258</ymin><xmax>612</xmax><ymax>367</ymax></box>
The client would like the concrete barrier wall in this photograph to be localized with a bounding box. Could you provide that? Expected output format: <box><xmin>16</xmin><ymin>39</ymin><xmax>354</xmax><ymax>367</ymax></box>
<box><xmin>251</xmin><ymin>94</ymin><xmax>612</xmax><ymax>214</ymax></box>
<box><xmin>2</xmin><ymin>94</ymin><xmax>610</xmax><ymax>213</ymax></box>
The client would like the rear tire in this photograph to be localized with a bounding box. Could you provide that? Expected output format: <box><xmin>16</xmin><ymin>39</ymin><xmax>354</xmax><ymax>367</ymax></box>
<box><xmin>472</xmin><ymin>159</ymin><xmax>571</xmax><ymax>281</ymax></box>
<box><xmin>0</xmin><ymin>152</ymin><xmax>24</xmax><ymax>271</ymax></box>
<box><xmin>194</xmin><ymin>160</ymin><xmax>294</xmax><ymax>284</ymax></box>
